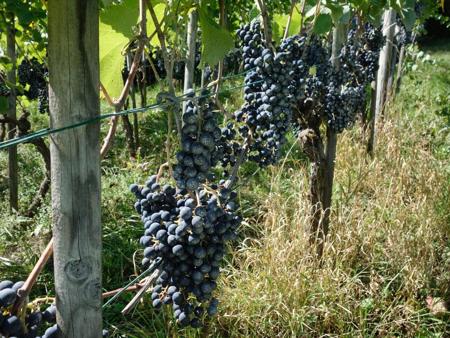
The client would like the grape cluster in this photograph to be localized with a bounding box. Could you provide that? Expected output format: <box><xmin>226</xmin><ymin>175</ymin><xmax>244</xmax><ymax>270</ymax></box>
<box><xmin>37</xmin><ymin>87</ymin><xmax>49</xmax><ymax>114</ymax></box>
<box><xmin>17</xmin><ymin>58</ymin><xmax>49</xmax><ymax>114</ymax></box>
<box><xmin>281</xmin><ymin>35</ymin><xmax>329</xmax><ymax>110</ymax></box>
<box><xmin>173</xmin><ymin>60</ymin><xmax>185</xmax><ymax>81</ymax></box>
<box><xmin>235</xmin><ymin>20</ymin><xmax>295</xmax><ymax>166</ymax></box>
<box><xmin>340</xmin><ymin>24</ymin><xmax>384</xmax><ymax>85</ymax></box>
<box><xmin>0</xmin><ymin>281</ymin><xmax>108</xmax><ymax>338</ymax></box>
<box><xmin>395</xmin><ymin>20</ymin><xmax>412</xmax><ymax>48</ymax></box>
<box><xmin>216</xmin><ymin>121</ymin><xmax>241</xmax><ymax>170</ymax></box>
<box><xmin>278</xmin><ymin>26</ymin><xmax>379</xmax><ymax>133</ymax></box>
<box><xmin>173</xmin><ymin>90</ymin><xmax>222</xmax><ymax>191</ymax></box>
<box><xmin>319</xmin><ymin>23</ymin><xmax>384</xmax><ymax>132</ymax></box>
<box><xmin>130</xmin><ymin>175</ymin><xmax>240</xmax><ymax>328</ymax></box>
<box><xmin>323</xmin><ymin>78</ymin><xmax>366</xmax><ymax>132</ymax></box>
<box><xmin>0</xmin><ymin>280</ymin><xmax>55</xmax><ymax>338</ymax></box>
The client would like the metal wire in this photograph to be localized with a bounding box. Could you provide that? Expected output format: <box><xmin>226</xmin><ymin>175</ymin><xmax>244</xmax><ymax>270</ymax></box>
<box><xmin>0</xmin><ymin>70</ymin><xmax>256</xmax><ymax>151</ymax></box>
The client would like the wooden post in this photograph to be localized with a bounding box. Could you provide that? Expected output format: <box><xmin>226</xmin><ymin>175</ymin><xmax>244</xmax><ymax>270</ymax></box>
<box><xmin>386</xmin><ymin>25</ymin><xmax>399</xmax><ymax>103</ymax></box>
<box><xmin>394</xmin><ymin>44</ymin><xmax>406</xmax><ymax>95</ymax></box>
<box><xmin>368</xmin><ymin>9</ymin><xmax>396</xmax><ymax>155</ymax></box>
<box><xmin>6</xmin><ymin>12</ymin><xmax>18</xmax><ymax>212</ymax></box>
<box><xmin>367</xmin><ymin>83</ymin><xmax>378</xmax><ymax>156</ymax></box>
<box><xmin>183</xmin><ymin>9</ymin><xmax>198</xmax><ymax>113</ymax></box>
<box><xmin>48</xmin><ymin>1</ymin><xmax>102</xmax><ymax>337</ymax></box>
<box><xmin>375</xmin><ymin>9</ymin><xmax>396</xmax><ymax>118</ymax></box>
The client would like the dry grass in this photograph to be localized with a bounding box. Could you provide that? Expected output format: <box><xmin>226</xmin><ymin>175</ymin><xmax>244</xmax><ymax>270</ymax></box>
<box><xmin>208</xmin><ymin>107</ymin><xmax>450</xmax><ymax>337</ymax></box>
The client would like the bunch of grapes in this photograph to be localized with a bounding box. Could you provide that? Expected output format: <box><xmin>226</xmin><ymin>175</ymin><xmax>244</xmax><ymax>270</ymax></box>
<box><xmin>130</xmin><ymin>174</ymin><xmax>240</xmax><ymax>328</ymax></box>
<box><xmin>215</xmin><ymin>121</ymin><xmax>241</xmax><ymax>171</ymax></box>
<box><xmin>0</xmin><ymin>281</ymin><xmax>109</xmax><ymax>337</ymax></box>
<box><xmin>173</xmin><ymin>90</ymin><xmax>223</xmax><ymax>191</ymax></box>
<box><xmin>17</xmin><ymin>58</ymin><xmax>49</xmax><ymax>114</ymax></box>
<box><xmin>318</xmin><ymin>23</ymin><xmax>384</xmax><ymax>132</ymax></box>
<box><xmin>121</xmin><ymin>49</ymin><xmax>167</xmax><ymax>90</ymax></box>
<box><xmin>0</xmin><ymin>280</ymin><xmax>57</xmax><ymax>338</ymax></box>
<box><xmin>234</xmin><ymin>20</ymin><xmax>296</xmax><ymax>166</ymax></box>
<box><xmin>340</xmin><ymin>24</ymin><xmax>384</xmax><ymax>85</ymax></box>
<box><xmin>153</xmin><ymin>49</ymin><xmax>167</xmax><ymax>79</ymax></box>
<box><xmin>395</xmin><ymin>20</ymin><xmax>412</xmax><ymax>48</ymax></box>
<box><xmin>37</xmin><ymin>87</ymin><xmax>49</xmax><ymax>115</ymax></box>
<box><xmin>279</xmin><ymin>27</ymin><xmax>375</xmax><ymax>133</ymax></box>
<box><xmin>281</xmin><ymin>35</ymin><xmax>330</xmax><ymax>111</ymax></box>
<box><xmin>323</xmin><ymin>76</ymin><xmax>366</xmax><ymax>132</ymax></box>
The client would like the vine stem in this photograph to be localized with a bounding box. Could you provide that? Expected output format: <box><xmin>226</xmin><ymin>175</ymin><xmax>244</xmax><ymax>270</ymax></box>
<box><xmin>283</xmin><ymin>0</ymin><xmax>297</xmax><ymax>40</ymax></box>
<box><xmin>214</xmin><ymin>0</ymin><xmax>226</xmax><ymax>113</ymax></box>
<box><xmin>102</xmin><ymin>284</ymin><xmax>144</xmax><ymax>299</ymax></box>
<box><xmin>100</xmin><ymin>38</ymin><xmax>146</xmax><ymax>158</ymax></box>
<box><xmin>12</xmin><ymin>238</ymin><xmax>54</xmax><ymax>314</ymax></box>
<box><xmin>225</xmin><ymin>139</ymin><xmax>251</xmax><ymax>190</ymax></box>
<box><xmin>146</xmin><ymin>0</ymin><xmax>182</xmax><ymax>137</ymax></box>
<box><xmin>121</xmin><ymin>269</ymin><xmax>160</xmax><ymax>315</ymax></box>
<box><xmin>255</xmin><ymin>0</ymin><xmax>274</xmax><ymax>51</ymax></box>
<box><xmin>298</xmin><ymin>0</ymin><xmax>306</xmax><ymax>34</ymax></box>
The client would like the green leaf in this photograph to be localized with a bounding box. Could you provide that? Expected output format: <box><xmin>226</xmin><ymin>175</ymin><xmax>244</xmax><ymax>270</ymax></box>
<box><xmin>99</xmin><ymin>0</ymin><xmax>165</xmax><ymax>98</ymax></box>
<box><xmin>248</xmin><ymin>5</ymin><xmax>260</xmax><ymax>20</ymax></box>
<box><xmin>327</xmin><ymin>3</ymin><xmax>344</xmax><ymax>23</ymax></box>
<box><xmin>146</xmin><ymin>4</ymin><xmax>165</xmax><ymax>46</ymax></box>
<box><xmin>401</xmin><ymin>0</ymin><xmax>417</xmax><ymax>30</ymax></box>
<box><xmin>99</xmin><ymin>0</ymin><xmax>138</xmax><ymax>99</ymax></box>
<box><xmin>0</xmin><ymin>96</ymin><xmax>8</xmax><ymax>114</ymax></box>
<box><xmin>198</xmin><ymin>6</ymin><xmax>234</xmax><ymax>67</ymax></box>
<box><xmin>272</xmin><ymin>5</ymin><xmax>303</xmax><ymax>40</ymax></box>
<box><xmin>288</xmin><ymin>7</ymin><xmax>303</xmax><ymax>35</ymax></box>
<box><xmin>0</xmin><ymin>56</ymin><xmax>11</xmax><ymax>65</ymax></box>
<box><xmin>305</xmin><ymin>5</ymin><xmax>318</xmax><ymax>19</ymax></box>
<box><xmin>313</xmin><ymin>13</ymin><xmax>333</xmax><ymax>35</ymax></box>
<box><xmin>100</xmin><ymin>0</ymin><xmax>139</xmax><ymax>39</ymax></box>
<box><xmin>272</xmin><ymin>15</ymin><xmax>285</xmax><ymax>44</ymax></box>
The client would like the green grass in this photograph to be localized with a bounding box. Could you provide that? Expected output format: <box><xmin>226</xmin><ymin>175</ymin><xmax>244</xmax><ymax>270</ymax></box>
<box><xmin>1</xmin><ymin>39</ymin><xmax>449</xmax><ymax>337</ymax></box>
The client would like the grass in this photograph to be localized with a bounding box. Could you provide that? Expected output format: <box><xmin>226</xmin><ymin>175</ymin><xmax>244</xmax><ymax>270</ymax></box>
<box><xmin>1</xmin><ymin>39</ymin><xmax>449</xmax><ymax>337</ymax></box>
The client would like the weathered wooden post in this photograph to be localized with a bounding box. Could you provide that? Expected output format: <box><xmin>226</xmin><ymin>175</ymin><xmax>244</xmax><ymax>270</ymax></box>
<box><xmin>183</xmin><ymin>9</ymin><xmax>198</xmax><ymax>113</ymax></box>
<box><xmin>48</xmin><ymin>0</ymin><xmax>102</xmax><ymax>336</ymax></box>
<box><xmin>368</xmin><ymin>9</ymin><xmax>396</xmax><ymax>156</ymax></box>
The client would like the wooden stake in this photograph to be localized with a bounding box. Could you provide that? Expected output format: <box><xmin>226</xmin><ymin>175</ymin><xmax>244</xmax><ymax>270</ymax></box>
<box><xmin>48</xmin><ymin>0</ymin><xmax>102</xmax><ymax>336</ymax></box>
<box><xmin>12</xmin><ymin>238</ymin><xmax>54</xmax><ymax>314</ymax></box>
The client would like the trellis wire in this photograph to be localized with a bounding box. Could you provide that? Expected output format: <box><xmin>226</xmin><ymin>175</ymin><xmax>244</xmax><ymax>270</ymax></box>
<box><xmin>0</xmin><ymin>70</ymin><xmax>259</xmax><ymax>151</ymax></box>
<box><xmin>102</xmin><ymin>257</ymin><xmax>162</xmax><ymax>309</ymax></box>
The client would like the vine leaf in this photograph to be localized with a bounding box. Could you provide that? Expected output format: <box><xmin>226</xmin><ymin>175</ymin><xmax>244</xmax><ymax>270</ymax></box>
<box><xmin>198</xmin><ymin>6</ymin><xmax>234</xmax><ymax>67</ymax></box>
<box><xmin>313</xmin><ymin>13</ymin><xmax>333</xmax><ymax>35</ymax></box>
<box><xmin>400</xmin><ymin>0</ymin><xmax>417</xmax><ymax>30</ymax></box>
<box><xmin>99</xmin><ymin>0</ymin><xmax>164</xmax><ymax>99</ymax></box>
<box><xmin>272</xmin><ymin>5</ymin><xmax>303</xmax><ymax>42</ymax></box>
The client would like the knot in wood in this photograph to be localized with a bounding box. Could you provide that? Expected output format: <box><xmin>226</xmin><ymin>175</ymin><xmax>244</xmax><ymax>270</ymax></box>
<box><xmin>64</xmin><ymin>260</ymin><xmax>92</xmax><ymax>282</ymax></box>
<box><xmin>84</xmin><ymin>278</ymin><xmax>101</xmax><ymax>308</ymax></box>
